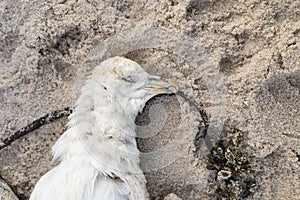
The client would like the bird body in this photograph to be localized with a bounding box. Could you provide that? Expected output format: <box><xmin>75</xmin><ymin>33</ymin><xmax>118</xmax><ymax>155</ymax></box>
<box><xmin>30</xmin><ymin>57</ymin><xmax>178</xmax><ymax>200</ymax></box>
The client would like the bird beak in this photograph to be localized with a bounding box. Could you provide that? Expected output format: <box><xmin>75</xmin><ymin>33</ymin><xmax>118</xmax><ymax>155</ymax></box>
<box><xmin>144</xmin><ymin>76</ymin><xmax>179</xmax><ymax>94</ymax></box>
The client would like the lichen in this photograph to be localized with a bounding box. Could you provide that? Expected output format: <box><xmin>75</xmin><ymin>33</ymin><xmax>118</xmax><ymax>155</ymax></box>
<box><xmin>206</xmin><ymin>125</ymin><xmax>256</xmax><ymax>199</ymax></box>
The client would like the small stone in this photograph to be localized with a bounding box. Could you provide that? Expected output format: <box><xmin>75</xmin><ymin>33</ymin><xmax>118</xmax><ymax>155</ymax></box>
<box><xmin>164</xmin><ymin>193</ymin><xmax>182</xmax><ymax>200</ymax></box>
<box><xmin>0</xmin><ymin>178</ymin><xmax>19</xmax><ymax>200</ymax></box>
<box><xmin>217</xmin><ymin>169</ymin><xmax>232</xmax><ymax>180</ymax></box>
<box><xmin>225</xmin><ymin>149</ymin><xmax>236</xmax><ymax>165</ymax></box>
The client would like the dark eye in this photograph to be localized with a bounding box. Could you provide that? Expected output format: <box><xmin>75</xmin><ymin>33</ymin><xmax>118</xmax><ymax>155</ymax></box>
<box><xmin>121</xmin><ymin>75</ymin><xmax>135</xmax><ymax>83</ymax></box>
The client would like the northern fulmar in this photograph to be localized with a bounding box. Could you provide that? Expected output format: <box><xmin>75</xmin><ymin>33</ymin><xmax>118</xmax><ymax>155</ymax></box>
<box><xmin>29</xmin><ymin>56</ymin><xmax>178</xmax><ymax>200</ymax></box>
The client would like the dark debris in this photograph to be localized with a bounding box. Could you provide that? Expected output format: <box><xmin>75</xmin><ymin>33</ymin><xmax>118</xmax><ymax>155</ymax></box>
<box><xmin>206</xmin><ymin>125</ymin><xmax>256</xmax><ymax>200</ymax></box>
<box><xmin>0</xmin><ymin>107</ymin><xmax>72</xmax><ymax>150</ymax></box>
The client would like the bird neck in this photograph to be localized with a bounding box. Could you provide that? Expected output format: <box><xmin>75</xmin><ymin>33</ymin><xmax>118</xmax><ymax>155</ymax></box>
<box><xmin>52</xmin><ymin>78</ymin><xmax>143</xmax><ymax>162</ymax></box>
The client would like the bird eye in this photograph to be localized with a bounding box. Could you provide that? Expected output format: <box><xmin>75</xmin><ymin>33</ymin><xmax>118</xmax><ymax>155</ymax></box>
<box><xmin>121</xmin><ymin>75</ymin><xmax>135</xmax><ymax>83</ymax></box>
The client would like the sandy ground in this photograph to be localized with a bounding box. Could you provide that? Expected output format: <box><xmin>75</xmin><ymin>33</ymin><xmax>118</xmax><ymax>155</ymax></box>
<box><xmin>0</xmin><ymin>0</ymin><xmax>299</xmax><ymax>199</ymax></box>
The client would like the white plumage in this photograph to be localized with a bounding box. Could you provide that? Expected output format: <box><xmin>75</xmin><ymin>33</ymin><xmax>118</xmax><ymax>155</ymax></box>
<box><xmin>29</xmin><ymin>57</ymin><xmax>178</xmax><ymax>200</ymax></box>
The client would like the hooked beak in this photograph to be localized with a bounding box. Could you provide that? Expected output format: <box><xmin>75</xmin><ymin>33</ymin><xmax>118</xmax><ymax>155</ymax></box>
<box><xmin>144</xmin><ymin>76</ymin><xmax>179</xmax><ymax>95</ymax></box>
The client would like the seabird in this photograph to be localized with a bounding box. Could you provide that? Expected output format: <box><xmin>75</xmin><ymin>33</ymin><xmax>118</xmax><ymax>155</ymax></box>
<box><xmin>29</xmin><ymin>56</ymin><xmax>178</xmax><ymax>200</ymax></box>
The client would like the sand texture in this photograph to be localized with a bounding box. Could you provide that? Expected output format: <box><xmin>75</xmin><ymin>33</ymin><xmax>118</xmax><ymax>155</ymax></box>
<box><xmin>0</xmin><ymin>0</ymin><xmax>299</xmax><ymax>199</ymax></box>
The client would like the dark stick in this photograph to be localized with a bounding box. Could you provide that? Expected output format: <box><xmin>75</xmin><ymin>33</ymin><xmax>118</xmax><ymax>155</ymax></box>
<box><xmin>0</xmin><ymin>107</ymin><xmax>73</xmax><ymax>150</ymax></box>
<box><xmin>176</xmin><ymin>91</ymin><xmax>212</xmax><ymax>151</ymax></box>
<box><xmin>177</xmin><ymin>91</ymin><xmax>209</xmax><ymax>126</ymax></box>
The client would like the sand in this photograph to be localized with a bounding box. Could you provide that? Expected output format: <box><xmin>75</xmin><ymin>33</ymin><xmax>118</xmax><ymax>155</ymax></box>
<box><xmin>0</xmin><ymin>0</ymin><xmax>299</xmax><ymax>199</ymax></box>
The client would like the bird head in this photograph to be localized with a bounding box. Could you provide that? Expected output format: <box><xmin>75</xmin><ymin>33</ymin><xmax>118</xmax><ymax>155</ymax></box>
<box><xmin>95</xmin><ymin>56</ymin><xmax>178</xmax><ymax>113</ymax></box>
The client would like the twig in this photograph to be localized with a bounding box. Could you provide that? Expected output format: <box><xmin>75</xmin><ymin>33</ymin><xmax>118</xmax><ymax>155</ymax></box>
<box><xmin>176</xmin><ymin>91</ymin><xmax>212</xmax><ymax>152</ymax></box>
<box><xmin>0</xmin><ymin>107</ymin><xmax>73</xmax><ymax>150</ymax></box>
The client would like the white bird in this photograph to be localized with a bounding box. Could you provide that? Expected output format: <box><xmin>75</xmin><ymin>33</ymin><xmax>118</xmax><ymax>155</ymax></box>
<box><xmin>29</xmin><ymin>56</ymin><xmax>178</xmax><ymax>200</ymax></box>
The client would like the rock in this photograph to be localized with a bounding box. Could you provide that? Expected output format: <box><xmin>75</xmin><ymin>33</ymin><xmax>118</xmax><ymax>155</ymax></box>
<box><xmin>0</xmin><ymin>178</ymin><xmax>18</xmax><ymax>200</ymax></box>
<box><xmin>164</xmin><ymin>193</ymin><xmax>182</xmax><ymax>200</ymax></box>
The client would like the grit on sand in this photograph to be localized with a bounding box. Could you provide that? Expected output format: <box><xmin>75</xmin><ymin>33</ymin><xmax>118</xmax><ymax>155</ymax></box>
<box><xmin>0</xmin><ymin>0</ymin><xmax>299</xmax><ymax>199</ymax></box>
